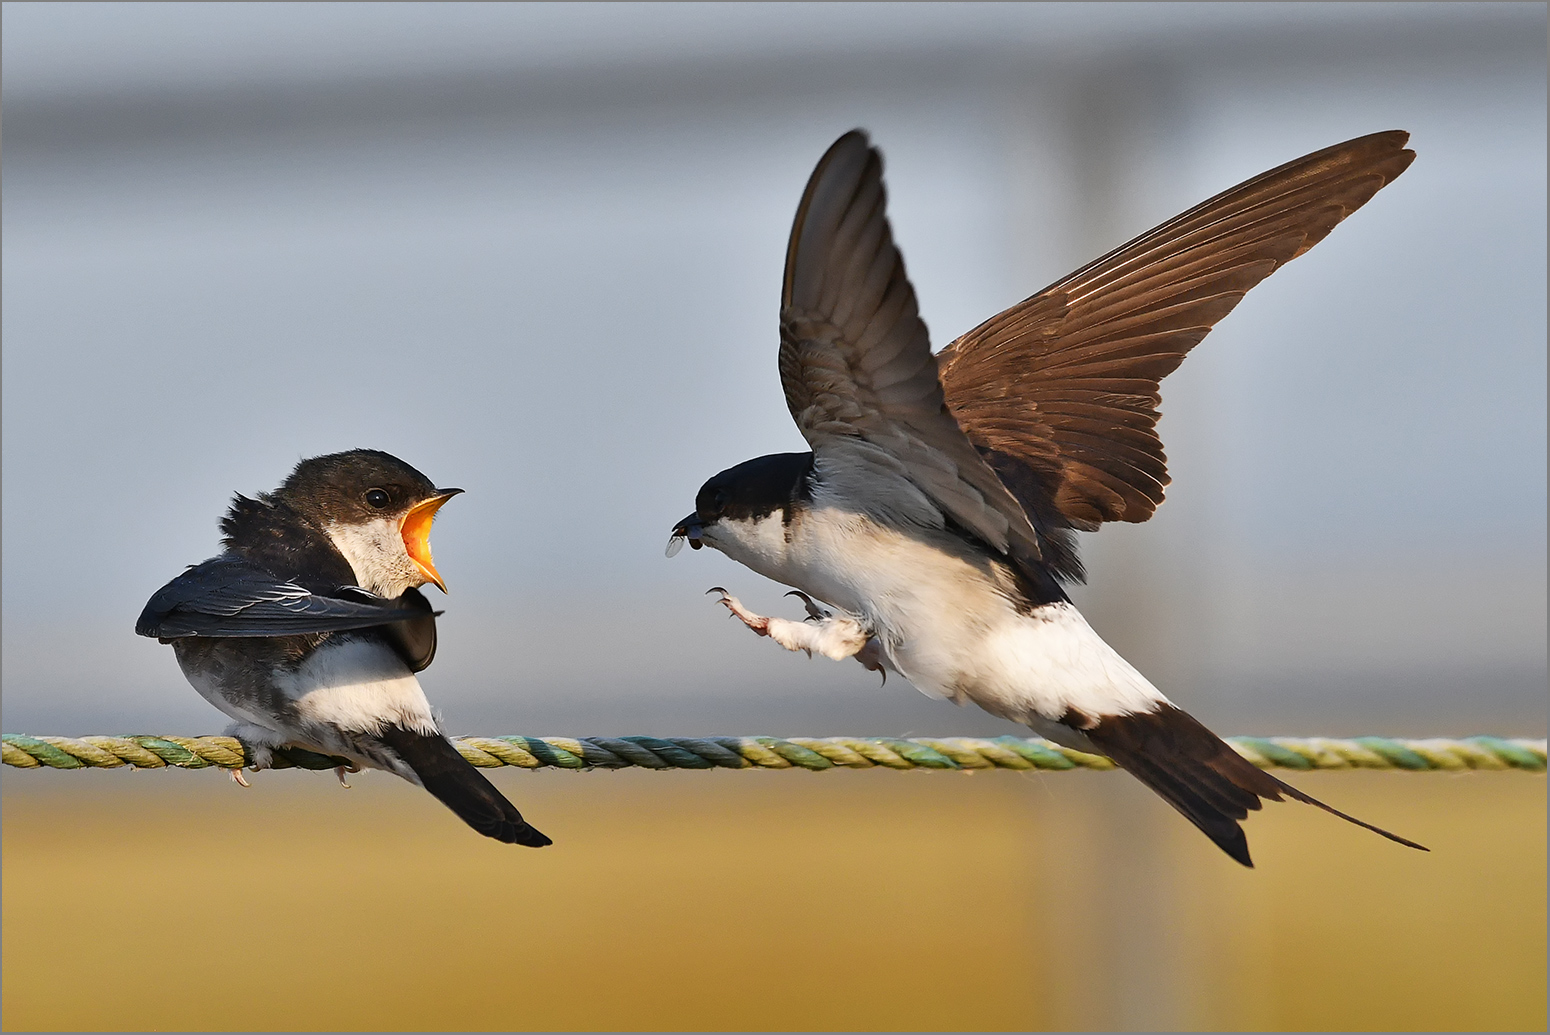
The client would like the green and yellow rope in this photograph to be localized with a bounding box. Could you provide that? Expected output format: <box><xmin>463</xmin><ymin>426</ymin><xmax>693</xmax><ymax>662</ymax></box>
<box><xmin>3</xmin><ymin>733</ymin><xmax>1544</xmax><ymax>774</ymax></box>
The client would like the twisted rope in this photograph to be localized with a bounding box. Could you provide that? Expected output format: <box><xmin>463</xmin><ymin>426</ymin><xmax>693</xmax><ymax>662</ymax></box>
<box><xmin>2</xmin><ymin>733</ymin><xmax>1544</xmax><ymax>774</ymax></box>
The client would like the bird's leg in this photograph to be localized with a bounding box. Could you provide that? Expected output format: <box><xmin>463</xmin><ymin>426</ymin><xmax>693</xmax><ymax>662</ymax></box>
<box><xmin>786</xmin><ymin>591</ymin><xmax>888</xmax><ymax>682</ymax></box>
<box><xmin>708</xmin><ymin>588</ymin><xmax>872</xmax><ymax>662</ymax></box>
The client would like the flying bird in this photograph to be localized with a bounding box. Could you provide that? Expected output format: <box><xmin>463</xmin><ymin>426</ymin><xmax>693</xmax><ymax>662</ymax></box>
<box><xmin>668</xmin><ymin>130</ymin><xmax>1425</xmax><ymax>866</ymax></box>
<box><xmin>138</xmin><ymin>449</ymin><xmax>550</xmax><ymax>847</ymax></box>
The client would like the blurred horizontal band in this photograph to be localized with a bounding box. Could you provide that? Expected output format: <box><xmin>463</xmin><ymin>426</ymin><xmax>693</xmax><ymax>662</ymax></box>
<box><xmin>3</xmin><ymin>733</ymin><xmax>1545</xmax><ymax>774</ymax></box>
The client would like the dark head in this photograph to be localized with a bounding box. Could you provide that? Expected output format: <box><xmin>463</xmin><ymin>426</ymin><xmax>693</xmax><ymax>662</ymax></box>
<box><xmin>272</xmin><ymin>449</ymin><xmax>463</xmax><ymax>594</ymax></box>
<box><xmin>667</xmin><ymin>452</ymin><xmax>813</xmax><ymax>558</ymax></box>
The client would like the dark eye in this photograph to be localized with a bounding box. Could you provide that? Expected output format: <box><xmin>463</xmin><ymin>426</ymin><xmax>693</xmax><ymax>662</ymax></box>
<box><xmin>714</xmin><ymin>489</ymin><xmax>729</xmax><ymax>508</ymax></box>
<box><xmin>365</xmin><ymin>489</ymin><xmax>390</xmax><ymax>509</ymax></box>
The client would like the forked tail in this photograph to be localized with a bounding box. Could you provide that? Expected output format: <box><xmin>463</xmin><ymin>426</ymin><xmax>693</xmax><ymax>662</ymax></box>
<box><xmin>1077</xmin><ymin>704</ymin><xmax>1427</xmax><ymax>867</ymax></box>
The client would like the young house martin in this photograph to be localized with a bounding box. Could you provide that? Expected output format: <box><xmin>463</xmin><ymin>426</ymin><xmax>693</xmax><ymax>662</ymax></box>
<box><xmin>138</xmin><ymin>449</ymin><xmax>551</xmax><ymax>847</ymax></box>
<box><xmin>669</xmin><ymin>130</ymin><xmax>1425</xmax><ymax>866</ymax></box>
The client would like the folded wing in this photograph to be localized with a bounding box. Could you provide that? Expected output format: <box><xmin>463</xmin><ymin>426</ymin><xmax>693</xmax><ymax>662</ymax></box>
<box><xmin>136</xmin><ymin>555</ymin><xmax>438</xmax><ymax>670</ymax></box>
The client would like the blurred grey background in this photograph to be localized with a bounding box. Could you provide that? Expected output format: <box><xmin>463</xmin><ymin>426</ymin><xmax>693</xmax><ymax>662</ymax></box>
<box><xmin>4</xmin><ymin>2</ymin><xmax>1545</xmax><ymax>738</ymax></box>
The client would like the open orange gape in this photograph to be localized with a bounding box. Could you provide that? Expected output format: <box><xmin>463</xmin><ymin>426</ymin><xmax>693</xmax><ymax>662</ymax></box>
<box><xmin>400</xmin><ymin>490</ymin><xmax>461</xmax><ymax>592</ymax></box>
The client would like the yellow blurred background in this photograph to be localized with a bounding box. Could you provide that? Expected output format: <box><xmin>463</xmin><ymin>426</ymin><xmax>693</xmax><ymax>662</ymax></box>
<box><xmin>4</xmin><ymin>767</ymin><xmax>1543</xmax><ymax>1031</ymax></box>
<box><xmin>4</xmin><ymin>5</ymin><xmax>1544</xmax><ymax>1032</ymax></box>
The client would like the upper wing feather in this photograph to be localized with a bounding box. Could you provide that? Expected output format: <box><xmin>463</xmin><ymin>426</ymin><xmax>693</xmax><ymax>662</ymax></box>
<box><xmin>779</xmin><ymin>131</ymin><xmax>1045</xmax><ymax>567</ymax></box>
<box><xmin>938</xmin><ymin>131</ymin><xmax>1415</xmax><ymax>535</ymax></box>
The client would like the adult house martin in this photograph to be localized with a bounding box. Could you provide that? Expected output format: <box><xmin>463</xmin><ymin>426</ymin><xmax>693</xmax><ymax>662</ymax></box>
<box><xmin>138</xmin><ymin>449</ymin><xmax>550</xmax><ymax>847</ymax></box>
<box><xmin>669</xmin><ymin>130</ymin><xmax>1425</xmax><ymax>866</ymax></box>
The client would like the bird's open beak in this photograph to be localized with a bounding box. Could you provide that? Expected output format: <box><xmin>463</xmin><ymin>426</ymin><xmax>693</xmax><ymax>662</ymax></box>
<box><xmin>666</xmin><ymin>513</ymin><xmax>704</xmax><ymax>558</ymax></box>
<box><xmin>401</xmin><ymin>488</ymin><xmax>463</xmax><ymax>592</ymax></box>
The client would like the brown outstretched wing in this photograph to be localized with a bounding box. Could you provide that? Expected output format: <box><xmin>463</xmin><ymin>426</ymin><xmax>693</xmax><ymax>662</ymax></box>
<box><xmin>780</xmin><ymin>130</ymin><xmax>1044</xmax><ymax>567</ymax></box>
<box><xmin>937</xmin><ymin>131</ymin><xmax>1415</xmax><ymax>531</ymax></box>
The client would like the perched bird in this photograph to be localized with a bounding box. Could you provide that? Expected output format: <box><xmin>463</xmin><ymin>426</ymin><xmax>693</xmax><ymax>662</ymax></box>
<box><xmin>137</xmin><ymin>449</ymin><xmax>550</xmax><ymax>847</ymax></box>
<box><xmin>669</xmin><ymin>130</ymin><xmax>1425</xmax><ymax>866</ymax></box>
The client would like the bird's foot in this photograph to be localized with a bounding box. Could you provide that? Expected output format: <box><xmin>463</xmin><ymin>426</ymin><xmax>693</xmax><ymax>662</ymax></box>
<box><xmin>224</xmin><ymin>721</ymin><xmax>285</xmax><ymax>771</ymax></box>
<box><xmin>708</xmin><ymin>587</ymin><xmax>770</xmax><ymax>636</ymax></box>
<box><xmin>708</xmin><ymin>587</ymin><xmax>871</xmax><ymax>661</ymax></box>
<box><xmin>228</xmin><ymin>768</ymin><xmax>252</xmax><ymax>788</ymax></box>
<box><xmin>335</xmin><ymin>764</ymin><xmax>359</xmax><ymax>789</ymax></box>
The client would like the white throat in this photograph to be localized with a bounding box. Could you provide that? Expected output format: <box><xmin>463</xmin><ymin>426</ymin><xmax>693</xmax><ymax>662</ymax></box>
<box><xmin>323</xmin><ymin>517</ymin><xmax>422</xmax><ymax>598</ymax></box>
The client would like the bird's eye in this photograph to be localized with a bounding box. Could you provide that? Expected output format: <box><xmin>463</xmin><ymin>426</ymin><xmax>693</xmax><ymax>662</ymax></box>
<box><xmin>365</xmin><ymin>489</ymin><xmax>391</xmax><ymax>509</ymax></box>
<box><xmin>714</xmin><ymin>490</ymin><xmax>729</xmax><ymax>508</ymax></box>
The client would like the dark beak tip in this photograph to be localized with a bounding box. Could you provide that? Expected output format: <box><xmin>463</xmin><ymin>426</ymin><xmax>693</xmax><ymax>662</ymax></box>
<box><xmin>667</xmin><ymin>513</ymin><xmax>706</xmax><ymax>556</ymax></box>
<box><xmin>437</xmin><ymin>487</ymin><xmax>465</xmax><ymax>498</ymax></box>
<box><xmin>671</xmin><ymin>512</ymin><xmax>704</xmax><ymax>536</ymax></box>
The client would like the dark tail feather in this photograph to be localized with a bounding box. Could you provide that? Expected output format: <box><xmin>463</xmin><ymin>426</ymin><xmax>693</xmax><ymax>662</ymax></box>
<box><xmin>1078</xmin><ymin>704</ymin><xmax>1426</xmax><ymax>867</ymax></box>
<box><xmin>1268</xmin><ymin>768</ymin><xmax>1429</xmax><ymax>853</ymax></box>
<box><xmin>377</xmin><ymin>726</ymin><xmax>552</xmax><ymax>847</ymax></box>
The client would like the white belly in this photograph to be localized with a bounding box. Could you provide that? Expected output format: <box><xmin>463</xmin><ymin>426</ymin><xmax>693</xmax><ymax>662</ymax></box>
<box><xmin>279</xmin><ymin>637</ymin><xmax>439</xmax><ymax>737</ymax></box>
<box><xmin>713</xmin><ymin>505</ymin><xmax>1168</xmax><ymax>723</ymax></box>
<box><xmin>176</xmin><ymin>635</ymin><xmax>439</xmax><ymax>737</ymax></box>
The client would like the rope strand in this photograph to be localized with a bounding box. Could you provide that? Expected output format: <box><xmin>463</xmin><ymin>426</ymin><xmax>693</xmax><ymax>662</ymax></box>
<box><xmin>3</xmin><ymin>733</ymin><xmax>1544</xmax><ymax>774</ymax></box>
